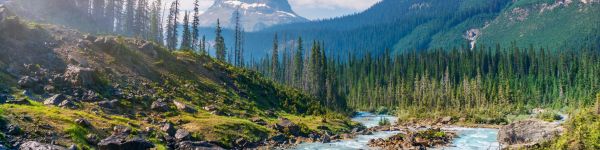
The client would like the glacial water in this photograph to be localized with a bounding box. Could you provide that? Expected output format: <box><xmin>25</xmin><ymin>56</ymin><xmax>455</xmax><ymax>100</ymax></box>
<box><xmin>293</xmin><ymin>112</ymin><xmax>500</xmax><ymax>150</ymax></box>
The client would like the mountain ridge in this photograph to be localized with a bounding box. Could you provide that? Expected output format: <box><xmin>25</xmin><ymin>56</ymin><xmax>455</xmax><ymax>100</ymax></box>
<box><xmin>199</xmin><ymin>0</ymin><xmax>308</xmax><ymax>31</ymax></box>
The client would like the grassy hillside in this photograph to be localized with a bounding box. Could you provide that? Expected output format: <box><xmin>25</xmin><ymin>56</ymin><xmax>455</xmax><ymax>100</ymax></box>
<box><xmin>0</xmin><ymin>13</ymin><xmax>358</xmax><ymax>149</ymax></box>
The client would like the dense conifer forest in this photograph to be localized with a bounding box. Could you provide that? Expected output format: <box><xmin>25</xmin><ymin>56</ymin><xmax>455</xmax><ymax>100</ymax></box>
<box><xmin>251</xmin><ymin>38</ymin><xmax>600</xmax><ymax>122</ymax></box>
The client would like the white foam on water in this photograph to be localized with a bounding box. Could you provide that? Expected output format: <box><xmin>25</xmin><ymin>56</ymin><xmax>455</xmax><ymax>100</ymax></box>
<box><xmin>292</xmin><ymin>112</ymin><xmax>500</xmax><ymax>150</ymax></box>
<box><xmin>438</xmin><ymin>127</ymin><xmax>500</xmax><ymax>150</ymax></box>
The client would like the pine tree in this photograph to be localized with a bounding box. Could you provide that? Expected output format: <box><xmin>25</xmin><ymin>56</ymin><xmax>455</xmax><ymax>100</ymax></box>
<box><xmin>272</xmin><ymin>34</ymin><xmax>279</xmax><ymax>80</ymax></box>
<box><xmin>215</xmin><ymin>19</ymin><xmax>227</xmax><ymax>61</ymax></box>
<box><xmin>233</xmin><ymin>9</ymin><xmax>242</xmax><ymax>66</ymax></box>
<box><xmin>201</xmin><ymin>35</ymin><xmax>207</xmax><ymax>55</ymax></box>
<box><xmin>134</xmin><ymin>0</ymin><xmax>149</xmax><ymax>38</ymax></box>
<box><xmin>114</xmin><ymin>0</ymin><xmax>124</xmax><ymax>33</ymax></box>
<box><xmin>105</xmin><ymin>0</ymin><xmax>116</xmax><ymax>32</ymax></box>
<box><xmin>124</xmin><ymin>0</ymin><xmax>135</xmax><ymax>35</ymax></box>
<box><xmin>166</xmin><ymin>0</ymin><xmax>179</xmax><ymax>51</ymax></box>
<box><xmin>308</xmin><ymin>41</ymin><xmax>318</xmax><ymax>97</ymax></box>
<box><xmin>149</xmin><ymin>0</ymin><xmax>163</xmax><ymax>44</ymax></box>
<box><xmin>239</xmin><ymin>29</ymin><xmax>245</xmax><ymax>66</ymax></box>
<box><xmin>180</xmin><ymin>11</ymin><xmax>193</xmax><ymax>51</ymax></box>
<box><xmin>293</xmin><ymin>37</ymin><xmax>304</xmax><ymax>88</ymax></box>
<box><xmin>192</xmin><ymin>0</ymin><xmax>200</xmax><ymax>51</ymax></box>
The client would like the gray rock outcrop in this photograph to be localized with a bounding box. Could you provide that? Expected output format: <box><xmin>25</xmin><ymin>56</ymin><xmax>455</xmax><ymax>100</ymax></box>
<box><xmin>19</xmin><ymin>141</ymin><xmax>66</xmax><ymax>150</ymax></box>
<box><xmin>498</xmin><ymin>119</ymin><xmax>563</xmax><ymax>149</ymax></box>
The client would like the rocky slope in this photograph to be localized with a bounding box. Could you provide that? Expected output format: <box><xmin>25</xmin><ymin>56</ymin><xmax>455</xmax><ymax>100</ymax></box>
<box><xmin>0</xmin><ymin>6</ymin><xmax>357</xmax><ymax>149</ymax></box>
<box><xmin>199</xmin><ymin>0</ymin><xmax>308</xmax><ymax>31</ymax></box>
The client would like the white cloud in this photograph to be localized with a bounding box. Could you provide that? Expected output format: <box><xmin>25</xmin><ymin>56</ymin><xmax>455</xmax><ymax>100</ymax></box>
<box><xmin>289</xmin><ymin>0</ymin><xmax>380</xmax><ymax>10</ymax></box>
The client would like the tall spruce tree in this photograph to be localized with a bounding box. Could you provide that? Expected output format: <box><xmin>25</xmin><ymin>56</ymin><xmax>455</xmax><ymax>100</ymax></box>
<box><xmin>239</xmin><ymin>29</ymin><xmax>245</xmax><ymax>66</ymax></box>
<box><xmin>134</xmin><ymin>0</ymin><xmax>149</xmax><ymax>38</ymax></box>
<box><xmin>105</xmin><ymin>0</ymin><xmax>116</xmax><ymax>32</ymax></box>
<box><xmin>272</xmin><ymin>34</ymin><xmax>279</xmax><ymax>80</ymax></box>
<box><xmin>149</xmin><ymin>0</ymin><xmax>163</xmax><ymax>44</ymax></box>
<box><xmin>192</xmin><ymin>0</ymin><xmax>200</xmax><ymax>51</ymax></box>
<box><xmin>215</xmin><ymin>19</ymin><xmax>227</xmax><ymax>61</ymax></box>
<box><xmin>114</xmin><ymin>0</ymin><xmax>124</xmax><ymax>33</ymax></box>
<box><xmin>201</xmin><ymin>35</ymin><xmax>207</xmax><ymax>55</ymax></box>
<box><xmin>166</xmin><ymin>0</ymin><xmax>179</xmax><ymax>51</ymax></box>
<box><xmin>124</xmin><ymin>0</ymin><xmax>135</xmax><ymax>35</ymax></box>
<box><xmin>233</xmin><ymin>9</ymin><xmax>242</xmax><ymax>66</ymax></box>
<box><xmin>293</xmin><ymin>37</ymin><xmax>304</xmax><ymax>88</ymax></box>
<box><xmin>180</xmin><ymin>11</ymin><xmax>193</xmax><ymax>51</ymax></box>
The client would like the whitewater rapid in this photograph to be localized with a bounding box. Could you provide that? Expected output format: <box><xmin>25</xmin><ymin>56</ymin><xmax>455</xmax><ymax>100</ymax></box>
<box><xmin>293</xmin><ymin>112</ymin><xmax>500</xmax><ymax>150</ymax></box>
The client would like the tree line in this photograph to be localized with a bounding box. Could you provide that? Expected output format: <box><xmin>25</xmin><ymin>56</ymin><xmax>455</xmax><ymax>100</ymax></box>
<box><xmin>251</xmin><ymin>38</ymin><xmax>600</xmax><ymax>116</ymax></box>
<box><xmin>58</xmin><ymin>0</ymin><xmax>245</xmax><ymax>66</ymax></box>
<box><xmin>249</xmin><ymin>35</ymin><xmax>348</xmax><ymax>112</ymax></box>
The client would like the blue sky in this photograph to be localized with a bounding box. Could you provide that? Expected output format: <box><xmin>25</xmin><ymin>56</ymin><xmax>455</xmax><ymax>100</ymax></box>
<box><xmin>173</xmin><ymin>0</ymin><xmax>381</xmax><ymax>20</ymax></box>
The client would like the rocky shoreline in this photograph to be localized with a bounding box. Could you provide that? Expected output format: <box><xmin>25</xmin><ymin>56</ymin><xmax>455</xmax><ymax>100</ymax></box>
<box><xmin>367</xmin><ymin>128</ymin><xmax>456</xmax><ymax>150</ymax></box>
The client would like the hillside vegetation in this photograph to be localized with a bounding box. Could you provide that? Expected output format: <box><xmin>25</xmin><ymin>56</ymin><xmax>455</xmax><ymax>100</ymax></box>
<box><xmin>0</xmin><ymin>10</ymin><xmax>357</xmax><ymax>149</ymax></box>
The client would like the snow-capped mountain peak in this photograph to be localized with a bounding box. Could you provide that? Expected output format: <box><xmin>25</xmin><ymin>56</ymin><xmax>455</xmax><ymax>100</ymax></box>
<box><xmin>199</xmin><ymin>0</ymin><xmax>307</xmax><ymax>32</ymax></box>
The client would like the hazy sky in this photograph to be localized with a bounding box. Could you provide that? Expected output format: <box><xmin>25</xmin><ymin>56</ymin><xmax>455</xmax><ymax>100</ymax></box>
<box><xmin>168</xmin><ymin>0</ymin><xmax>381</xmax><ymax>20</ymax></box>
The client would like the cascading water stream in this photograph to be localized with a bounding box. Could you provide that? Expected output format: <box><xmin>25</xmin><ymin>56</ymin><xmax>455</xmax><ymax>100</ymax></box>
<box><xmin>294</xmin><ymin>112</ymin><xmax>501</xmax><ymax>150</ymax></box>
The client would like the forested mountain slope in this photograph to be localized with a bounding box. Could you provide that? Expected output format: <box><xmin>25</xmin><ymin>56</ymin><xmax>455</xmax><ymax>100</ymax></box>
<box><xmin>245</xmin><ymin>0</ymin><xmax>599</xmax><ymax>57</ymax></box>
<box><xmin>477</xmin><ymin>0</ymin><xmax>600</xmax><ymax>49</ymax></box>
<box><xmin>247</xmin><ymin>0</ymin><xmax>511</xmax><ymax>56</ymax></box>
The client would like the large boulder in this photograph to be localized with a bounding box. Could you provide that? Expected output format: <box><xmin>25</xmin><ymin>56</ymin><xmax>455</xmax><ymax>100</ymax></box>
<box><xmin>174</xmin><ymin>129</ymin><xmax>191</xmax><ymax>141</ymax></box>
<box><xmin>173</xmin><ymin>101</ymin><xmax>196</xmax><ymax>113</ymax></box>
<box><xmin>64</xmin><ymin>65</ymin><xmax>98</xmax><ymax>87</ymax></box>
<box><xmin>6</xmin><ymin>97</ymin><xmax>29</xmax><ymax>105</ymax></box>
<box><xmin>44</xmin><ymin>94</ymin><xmax>67</xmax><ymax>105</ymax></box>
<box><xmin>6</xmin><ymin>124</ymin><xmax>21</xmax><ymax>135</ymax></box>
<box><xmin>498</xmin><ymin>119</ymin><xmax>563</xmax><ymax>149</ymax></box>
<box><xmin>19</xmin><ymin>141</ymin><xmax>66</xmax><ymax>150</ymax></box>
<box><xmin>44</xmin><ymin>94</ymin><xmax>77</xmax><ymax>109</ymax></box>
<box><xmin>161</xmin><ymin>123</ymin><xmax>176</xmax><ymax>136</ymax></box>
<box><xmin>97</xmin><ymin>135</ymin><xmax>154</xmax><ymax>150</ymax></box>
<box><xmin>75</xmin><ymin>118</ymin><xmax>92</xmax><ymax>128</ymax></box>
<box><xmin>151</xmin><ymin>101</ymin><xmax>169</xmax><ymax>112</ymax></box>
<box><xmin>17</xmin><ymin>76</ymin><xmax>39</xmax><ymax>89</ymax></box>
<box><xmin>97</xmin><ymin>99</ymin><xmax>119</xmax><ymax>109</ymax></box>
<box><xmin>250</xmin><ymin>117</ymin><xmax>267</xmax><ymax>126</ymax></box>
<box><xmin>80</xmin><ymin>90</ymin><xmax>101</xmax><ymax>102</ymax></box>
<box><xmin>176</xmin><ymin>141</ymin><xmax>224</xmax><ymax>150</ymax></box>
<box><xmin>275</xmin><ymin>118</ymin><xmax>301</xmax><ymax>136</ymax></box>
<box><xmin>440</xmin><ymin>116</ymin><xmax>453</xmax><ymax>124</ymax></box>
<box><xmin>112</xmin><ymin>126</ymin><xmax>132</xmax><ymax>135</ymax></box>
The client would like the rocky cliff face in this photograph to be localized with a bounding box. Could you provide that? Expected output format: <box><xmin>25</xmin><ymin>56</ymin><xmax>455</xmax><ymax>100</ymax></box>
<box><xmin>199</xmin><ymin>0</ymin><xmax>308</xmax><ymax>31</ymax></box>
